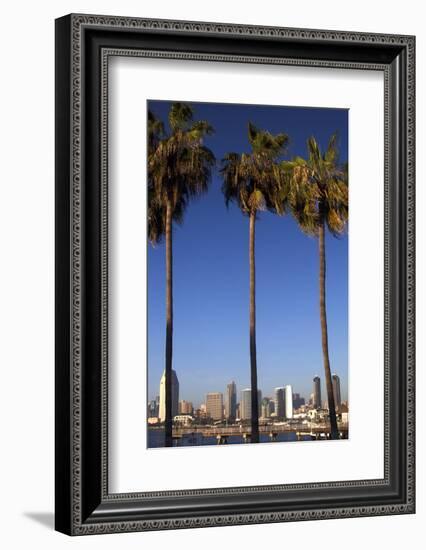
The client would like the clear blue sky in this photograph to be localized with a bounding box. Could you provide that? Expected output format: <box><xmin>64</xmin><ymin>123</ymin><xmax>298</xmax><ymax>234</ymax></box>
<box><xmin>147</xmin><ymin>100</ymin><xmax>348</xmax><ymax>407</ymax></box>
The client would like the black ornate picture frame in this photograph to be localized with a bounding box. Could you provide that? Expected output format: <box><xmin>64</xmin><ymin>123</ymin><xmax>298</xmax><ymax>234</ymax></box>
<box><xmin>55</xmin><ymin>14</ymin><xmax>415</xmax><ymax>535</ymax></box>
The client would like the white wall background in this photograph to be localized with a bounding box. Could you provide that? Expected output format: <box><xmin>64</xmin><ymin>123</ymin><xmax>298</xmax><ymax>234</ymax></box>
<box><xmin>0</xmin><ymin>0</ymin><xmax>423</xmax><ymax>548</ymax></box>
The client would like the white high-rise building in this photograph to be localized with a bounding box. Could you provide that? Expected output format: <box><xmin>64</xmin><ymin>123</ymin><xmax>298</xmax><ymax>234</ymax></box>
<box><xmin>159</xmin><ymin>369</ymin><xmax>179</xmax><ymax>421</ymax></box>
<box><xmin>285</xmin><ymin>385</ymin><xmax>293</xmax><ymax>419</ymax></box>
<box><xmin>240</xmin><ymin>389</ymin><xmax>262</xmax><ymax>420</ymax></box>
<box><xmin>240</xmin><ymin>389</ymin><xmax>251</xmax><ymax>420</ymax></box>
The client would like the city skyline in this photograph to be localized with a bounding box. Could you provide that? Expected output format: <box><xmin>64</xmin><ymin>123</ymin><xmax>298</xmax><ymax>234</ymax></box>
<box><xmin>149</xmin><ymin>366</ymin><xmax>349</xmax><ymax>448</ymax></box>
<box><xmin>149</xmin><ymin>368</ymin><xmax>348</xmax><ymax>408</ymax></box>
<box><xmin>152</xmin><ymin>369</ymin><xmax>347</xmax><ymax>412</ymax></box>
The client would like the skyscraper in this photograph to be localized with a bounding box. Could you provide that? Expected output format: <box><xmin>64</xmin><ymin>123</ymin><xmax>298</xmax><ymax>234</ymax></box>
<box><xmin>147</xmin><ymin>399</ymin><xmax>157</xmax><ymax>418</ymax></box>
<box><xmin>240</xmin><ymin>389</ymin><xmax>261</xmax><ymax>421</ymax></box>
<box><xmin>274</xmin><ymin>387</ymin><xmax>286</xmax><ymax>419</ymax></box>
<box><xmin>293</xmin><ymin>393</ymin><xmax>305</xmax><ymax>409</ymax></box>
<box><xmin>206</xmin><ymin>392</ymin><xmax>224</xmax><ymax>421</ymax></box>
<box><xmin>159</xmin><ymin>369</ymin><xmax>179</xmax><ymax>421</ymax></box>
<box><xmin>332</xmin><ymin>374</ymin><xmax>342</xmax><ymax>412</ymax></box>
<box><xmin>261</xmin><ymin>397</ymin><xmax>274</xmax><ymax>418</ymax></box>
<box><xmin>179</xmin><ymin>400</ymin><xmax>193</xmax><ymax>415</ymax></box>
<box><xmin>313</xmin><ymin>376</ymin><xmax>321</xmax><ymax>409</ymax></box>
<box><xmin>225</xmin><ymin>381</ymin><xmax>237</xmax><ymax>421</ymax></box>
<box><xmin>240</xmin><ymin>389</ymin><xmax>251</xmax><ymax>421</ymax></box>
<box><xmin>285</xmin><ymin>385</ymin><xmax>293</xmax><ymax>419</ymax></box>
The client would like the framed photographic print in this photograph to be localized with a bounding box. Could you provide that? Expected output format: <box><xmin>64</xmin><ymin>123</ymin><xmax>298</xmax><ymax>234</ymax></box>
<box><xmin>55</xmin><ymin>14</ymin><xmax>415</xmax><ymax>535</ymax></box>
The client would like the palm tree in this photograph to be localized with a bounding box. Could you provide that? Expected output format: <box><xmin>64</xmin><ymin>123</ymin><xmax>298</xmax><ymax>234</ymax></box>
<box><xmin>282</xmin><ymin>134</ymin><xmax>348</xmax><ymax>440</ymax></box>
<box><xmin>221</xmin><ymin>123</ymin><xmax>289</xmax><ymax>443</ymax></box>
<box><xmin>148</xmin><ymin>103</ymin><xmax>215</xmax><ymax>446</ymax></box>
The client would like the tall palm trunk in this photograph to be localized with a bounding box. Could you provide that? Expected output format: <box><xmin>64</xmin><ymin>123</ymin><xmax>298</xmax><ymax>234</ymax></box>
<box><xmin>249</xmin><ymin>212</ymin><xmax>260</xmax><ymax>443</ymax></box>
<box><xmin>318</xmin><ymin>220</ymin><xmax>339</xmax><ymax>439</ymax></box>
<box><xmin>164</xmin><ymin>199</ymin><xmax>173</xmax><ymax>447</ymax></box>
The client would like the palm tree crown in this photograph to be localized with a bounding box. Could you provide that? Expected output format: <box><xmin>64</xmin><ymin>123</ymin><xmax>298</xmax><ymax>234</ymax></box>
<box><xmin>282</xmin><ymin>134</ymin><xmax>348</xmax><ymax>235</ymax></box>
<box><xmin>148</xmin><ymin>103</ymin><xmax>216</xmax><ymax>245</ymax></box>
<box><xmin>221</xmin><ymin>122</ymin><xmax>289</xmax><ymax>217</ymax></box>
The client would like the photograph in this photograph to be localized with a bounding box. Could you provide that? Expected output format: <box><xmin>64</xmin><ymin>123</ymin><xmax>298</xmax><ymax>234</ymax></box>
<box><xmin>146</xmin><ymin>100</ymin><xmax>349</xmax><ymax>448</ymax></box>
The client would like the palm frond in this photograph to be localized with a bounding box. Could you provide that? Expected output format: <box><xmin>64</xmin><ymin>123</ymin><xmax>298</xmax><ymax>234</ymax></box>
<box><xmin>188</xmin><ymin>120</ymin><xmax>215</xmax><ymax>139</ymax></box>
<box><xmin>324</xmin><ymin>133</ymin><xmax>339</xmax><ymax>164</ymax></box>
<box><xmin>221</xmin><ymin>124</ymin><xmax>289</xmax><ymax>217</ymax></box>
<box><xmin>168</xmin><ymin>102</ymin><xmax>194</xmax><ymax>132</ymax></box>
<box><xmin>284</xmin><ymin>133</ymin><xmax>348</xmax><ymax>238</ymax></box>
<box><xmin>247</xmin><ymin>121</ymin><xmax>289</xmax><ymax>158</ymax></box>
<box><xmin>147</xmin><ymin>102</ymin><xmax>216</xmax><ymax>245</ymax></box>
<box><xmin>148</xmin><ymin>110</ymin><xmax>165</xmax><ymax>154</ymax></box>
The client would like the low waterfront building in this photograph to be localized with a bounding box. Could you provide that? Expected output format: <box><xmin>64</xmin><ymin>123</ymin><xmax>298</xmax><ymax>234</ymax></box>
<box><xmin>173</xmin><ymin>415</ymin><xmax>194</xmax><ymax>426</ymax></box>
<box><xmin>147</xmin><ymin>417</ymin><xmax>160</xmax><ymax>425</ymax></box>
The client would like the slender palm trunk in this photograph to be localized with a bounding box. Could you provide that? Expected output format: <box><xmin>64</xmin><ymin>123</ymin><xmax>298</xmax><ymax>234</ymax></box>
<box><xmin>249</xmin><ymin>212</ymin><xmax>260</xmax><ymax>443</ymax></box>
<box><xmin>164</xmin><ymin>199</ymin><xmax>173</xmax><ymax>447</ymax></box>
<box><xmin>318</xmin><ymin>220</ymin><xmax>339</xmax><ymax>440</ymax></box>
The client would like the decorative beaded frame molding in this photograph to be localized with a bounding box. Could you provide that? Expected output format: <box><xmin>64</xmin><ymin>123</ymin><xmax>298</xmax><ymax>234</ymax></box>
<box><xmin>55</xmin><ymin>14</ymin><xmax>415</xmax><ymax>536</ymax></box>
